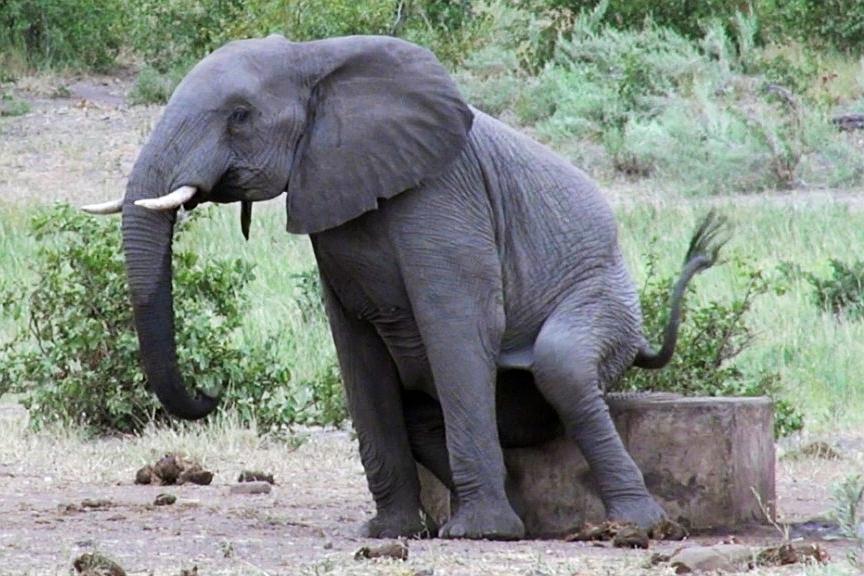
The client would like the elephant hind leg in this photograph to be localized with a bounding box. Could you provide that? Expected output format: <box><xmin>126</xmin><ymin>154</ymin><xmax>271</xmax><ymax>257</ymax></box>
<box><xmin>530</xmin><ymin>303</ymin><xmax>665</xmax><ymax>529</ymax></box>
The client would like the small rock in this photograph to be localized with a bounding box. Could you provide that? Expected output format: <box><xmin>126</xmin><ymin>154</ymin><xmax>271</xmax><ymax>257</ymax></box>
<box><xmin>354</xmin><ymin>541</ymin><xmax>409</xmax><ymax>561</ymax></box>
<box><xmin>178</xmin><ymin>567</ymin><xmax>198</xmax><ymax>576</ymax></box>
<box><xmin>80</xmin><ymin>499</ymin><xmax>113</xmax><ymax>510</ymax></box>
<box><xmin>73</xmin><ymin>552</ymin><xmax>126</xmax><ymax>576</ymax></box>
<box><xmin>669</xmin><ymin>544</ymin><xmax>754</xmax><ymax>574</ymax></box>
<box><xmin>238</xmin><ymin>470</ymin><xmax>275</xmax><ymax>484</ymax></box>
<box><xmin>154</xmin><ymin>493</ymin><xmax>177</xmax><ymax>506</ymax></box>
<box><xmin>613</xmin><ymin>525</ymin><xmax>650</xmax><ymax>549</ymax></box>
<box><xmin>230</xmin><ymin>481</ymin><xmax>272</xmax><ymax>495</ymax></box>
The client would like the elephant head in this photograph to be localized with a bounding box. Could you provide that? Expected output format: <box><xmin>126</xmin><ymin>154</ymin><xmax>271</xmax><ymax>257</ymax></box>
<box><xmin>84</xmin><ymin>35</ymin><xmax>473</xmax><ymax>419</ymax></box>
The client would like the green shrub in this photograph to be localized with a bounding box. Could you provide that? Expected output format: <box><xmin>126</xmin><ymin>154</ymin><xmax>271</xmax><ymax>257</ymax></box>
<box><xmin>805</xmin><ymin>259</ymin><xmax>864</xmax><ymax>320</ymax></box>
<box><xmin>0</xmin><ymin>92</ymin><xmax>30</xmax><ymax>116</ymax></box>
<box><xmin>617</xmin><ymin>82</ymin><xmax>808</xmax><ymax>193</ymax></box>
<box><xmin>471</xmin><ymin>5</ymin><xmax>861</xmax><ymax>193</ymax></box>
<box><xmin>538</xmin><ymin>0</ymin><xmax>750</xmax><ymax>40</ymax></box>
<box><xmin>0</xmin><ymin>0</ymin><xmax>125</xmax><ymax>70</ymax></box>
<box><xmin>620</xmin><ymin>249</ymin><xmax>804</xmax><ymax>437</ymax></box>
<box><xmin>0</xmin><ymin>205</ymin><xmax>345</xmax><ymax>434</ymax></box>
<box><xmin>758</xmin><ymin>0</ymin><xmax>864</xmax><ymax>52</ymax></box>
<box><xmin>125</xmin><ymin>0</ymin><xmax>481</xmax><ymax>73</ymax></box>
<box><xmin>831</xmin><ymin>474</ymin><xmax>864</xmax><ymax>546</ymax></box>
<box><xmin>128</xmin><ymin>64</ymin><xmax>190</xmax><ymax>105</ymax></box>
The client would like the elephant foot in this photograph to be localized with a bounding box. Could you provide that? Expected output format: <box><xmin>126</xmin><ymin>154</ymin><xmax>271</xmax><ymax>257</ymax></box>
<box><xmin>440</xmin><ymin>500</ymin><xmax>525</xmax><ymax>540</ymax></box>
<box><xmin>606</xmin><ymin>496</ymin><xmax>666</xmax><ymax>529</ymax></box>
<box><xmin>360</xmin><ymin>510</ymin><xmax>434</xmax><ymax>539</ymax></box>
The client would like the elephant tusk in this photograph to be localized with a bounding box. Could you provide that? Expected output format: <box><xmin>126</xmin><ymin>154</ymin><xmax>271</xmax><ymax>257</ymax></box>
<box><xmin>80</xmin><ymin>197</ymin><xmax>124</xmax><ymax>215</ymax></box>
<box><xmin>134</xmin><ymin>185</ymin><xmax>197</xmax><ymax>211</ymax></box>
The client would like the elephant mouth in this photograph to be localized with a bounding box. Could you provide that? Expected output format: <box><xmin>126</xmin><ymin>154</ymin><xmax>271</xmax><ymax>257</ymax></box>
<box><xmin>205</xmin><ymin>168</ymin><xmax>276</xmax><ymax>205</ymax></box>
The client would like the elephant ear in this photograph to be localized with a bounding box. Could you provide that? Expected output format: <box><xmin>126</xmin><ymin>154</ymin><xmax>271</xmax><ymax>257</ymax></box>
<box><xmin>286</xmin><ymin>36</ymin><xmax>474</xmax><ymax>234</ymax></box>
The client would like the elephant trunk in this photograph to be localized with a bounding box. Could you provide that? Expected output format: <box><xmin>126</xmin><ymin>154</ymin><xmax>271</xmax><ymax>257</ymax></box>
<box><xmin>121</xmin><ymin>148</ymin><xmax>218</xmax><ymax>420</ymax></box>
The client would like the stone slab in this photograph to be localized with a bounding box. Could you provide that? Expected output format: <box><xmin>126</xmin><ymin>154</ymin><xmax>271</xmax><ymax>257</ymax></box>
<box><xmin>419</xmin><ymin>394</ymin><xmax>775</xmax><ymax>537</ymax></box>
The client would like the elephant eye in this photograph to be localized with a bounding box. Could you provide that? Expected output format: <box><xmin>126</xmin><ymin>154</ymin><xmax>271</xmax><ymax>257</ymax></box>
<box><xmin>229</xmin><ymin>106</ymin><xmax>250</xmax><ymax>124</ymax></box>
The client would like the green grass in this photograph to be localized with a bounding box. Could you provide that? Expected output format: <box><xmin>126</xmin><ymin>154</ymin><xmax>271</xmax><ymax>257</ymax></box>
<box><xmin>127</xmin><ymin>64</ymin><xmax>189</xmax><ymax>105</ymax></box>
<box><xmin>0</xmin><ymin>204</ymin><xmax>37</xmax><ymax>344</ymax></box>
<box><xmin>4</xmin><ymin>198</ymin><xmax>864</xmax><ymax>432</ymax></box>
<box><xmin>0</xmin><ymin>93</ymin><xmax>30</xmax><ymax>117</ymax></box>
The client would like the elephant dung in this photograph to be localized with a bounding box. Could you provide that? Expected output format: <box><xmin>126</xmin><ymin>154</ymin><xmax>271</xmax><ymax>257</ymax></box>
<box><xmin>419</xmin><ymin>394</ymin><xmax>776</xmax><ymax>537</ymax></box>
<box><xmin>72</xmin><ymin>553</ymin><xmax>126</xmax><ymax>576</ymax></box>
<box><xmin>238</xmin><ymin>470</ymin><xmax>275</xmax><ymax>484</ymax></box>
<box><xmin>134</xmin><ymin>454</ymin><xmax>213</xmax><ymax>486</ymax></box>
<box><xmin>354</xmin><ymin>541</ymin><xmax>409</xmax><ymax>561</ymax></box>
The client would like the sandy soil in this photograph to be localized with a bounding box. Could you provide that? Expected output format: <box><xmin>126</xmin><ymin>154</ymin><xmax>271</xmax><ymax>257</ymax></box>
<box><xmin>1</xmin><ymin>75</ymin><xmax>863</xmax><ymax>575</ymax></box>
<box><xmin>0</xmin><ymin>73</ymin><xmax>155</xmax><ymax>207</ymax></box>
<box><xmin>1</xmin><ymin>396</ymin><xmax>862</xmax><ymax>576</ymax></box>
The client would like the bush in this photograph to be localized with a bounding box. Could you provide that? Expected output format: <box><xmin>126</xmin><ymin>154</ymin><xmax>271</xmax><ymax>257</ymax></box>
<box><xmin>758</xmin><ymin>0</ymin><xmax>864</xmax><ymax>52</ymax></box>
<box><xmin>125</xmin><ymin>0</ymin><xmax>481</xmax><ymax>74</ymax></box>
<box><xmin>0</xmin><ymin>0</ymin><xmax>125</xmax><ymax>70</ymax></box>
<box><xmin>457</xmin><ymin>3</ymin><xmax>862</xmax><ymax>193</ymax></box>
<box><xmin>805</xmin><ymin>259</ymin><xmax>864</xmax><ymax>320</ymax></box>
<box><xmin>619</xmin><ymin>249</ymin><xmax>804</xmax><ymax>437</ymax></box>
<box><xmin>538</xmin><ymin>0</ymin><xmax>750</xmax><ymax>40</ymax></box>
<box><xmin>0</xmin><ymin>205</ymin><xmax>345</xmax><ymax>434</ymax></box>
<box><xmin>0</xmin><ymin>92</ymin><xmax>30</xmax><ymax>116</ymax></box>
<box><xmin>128</xmin><ymin>64</ymin><xmax>190</xmax><ymax>105</ymax></box>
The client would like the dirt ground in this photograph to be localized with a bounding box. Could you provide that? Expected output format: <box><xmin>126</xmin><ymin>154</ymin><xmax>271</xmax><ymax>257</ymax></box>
<box><xmin>1</xmin><ymin>399</ymin><xmax>863</xmax><ymax>576</ymax></box>
<box><xmin>2</xmin><ymin>75</ymin><xmax>864</xmax><ymax>575</ymax></box>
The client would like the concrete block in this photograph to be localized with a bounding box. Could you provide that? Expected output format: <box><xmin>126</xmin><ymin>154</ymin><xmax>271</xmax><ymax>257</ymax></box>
<box><xmin>419</xmin><ymin>394</ymin><xmax>775</xmax><ymax>537</ymax></box>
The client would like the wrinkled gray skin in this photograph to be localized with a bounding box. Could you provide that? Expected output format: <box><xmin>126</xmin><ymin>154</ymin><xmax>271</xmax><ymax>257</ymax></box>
<box><xmin>119</xmin><ymin>34</ymin><xmax>724</xmax><ymax>540</ymax></box>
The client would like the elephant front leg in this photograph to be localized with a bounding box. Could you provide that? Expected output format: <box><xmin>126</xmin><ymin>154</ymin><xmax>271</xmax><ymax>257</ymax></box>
<box><xmin>321</xmin><ymin>279</ymin><xmax>429</xmax><ymax>538</ymax></box>
<box><xmin>396</xmin><ymin>249</ymin><xmax>524</xmax><ymax>540</ymax></box>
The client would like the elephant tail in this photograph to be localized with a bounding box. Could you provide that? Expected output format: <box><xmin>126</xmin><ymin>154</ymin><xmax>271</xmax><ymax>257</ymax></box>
<box><xmin>633</xmin><ymin>210</ymin><xmax>729</xmax><ymax>370</ymax></box>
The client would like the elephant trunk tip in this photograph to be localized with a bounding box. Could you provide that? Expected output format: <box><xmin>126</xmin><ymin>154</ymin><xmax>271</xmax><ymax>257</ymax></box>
<box><xmin>155</xmin><ymin>389</ymin><xmax>220</xmax><ymax>421</ymax></box>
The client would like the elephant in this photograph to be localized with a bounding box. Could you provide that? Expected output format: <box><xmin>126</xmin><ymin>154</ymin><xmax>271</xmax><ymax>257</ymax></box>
<box><xmin>83</xmin><ymin>34</ymin><xmax>726</xmax><ymax>541</ymax></box>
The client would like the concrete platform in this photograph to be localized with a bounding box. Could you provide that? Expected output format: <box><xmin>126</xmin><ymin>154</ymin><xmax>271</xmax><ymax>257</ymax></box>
<box><xmin>419</xmin><ymin>394</ymin><xmax>776</xmax><ymax>537</ymax></box>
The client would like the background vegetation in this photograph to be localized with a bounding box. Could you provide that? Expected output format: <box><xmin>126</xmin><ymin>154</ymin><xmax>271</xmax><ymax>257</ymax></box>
<box><xmin>0</xmin><ymin>206</ymin><xmax>344</xmax><ymax>433</ymax></box>
<box><xmin>4</xmin><ymin>0</ymin><xmax>864</xmax><ymax>436</ymax></box>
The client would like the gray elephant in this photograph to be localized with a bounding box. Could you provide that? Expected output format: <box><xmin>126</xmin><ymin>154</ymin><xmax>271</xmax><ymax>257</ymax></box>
<box><xmin>84</xmin><ymin>34</ymin><xmax>725</xmax><ymax>540</ymax></box>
